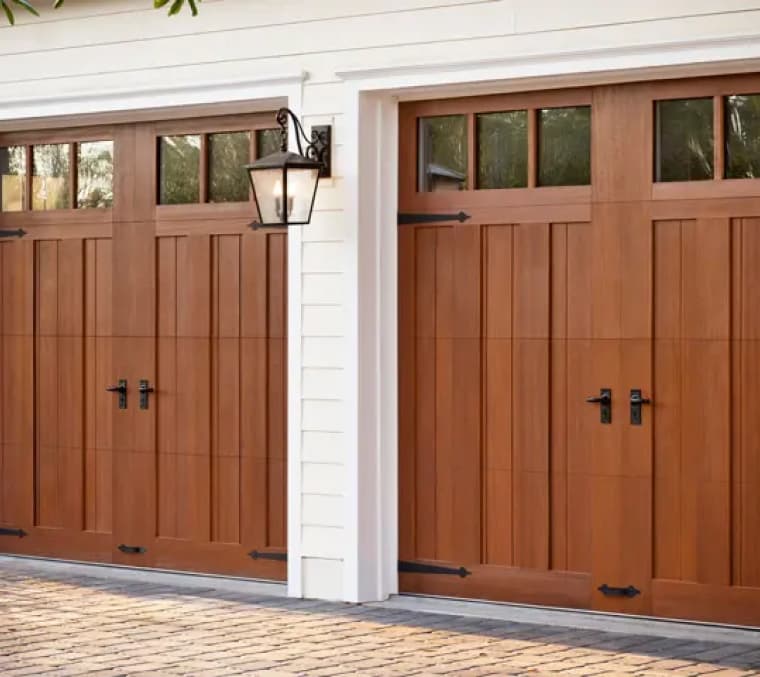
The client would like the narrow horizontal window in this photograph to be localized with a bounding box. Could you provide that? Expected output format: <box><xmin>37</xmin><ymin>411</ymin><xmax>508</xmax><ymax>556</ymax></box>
<box><xmin>655</xmin><ymin>98</ymin><xmax>713</xmax><ymax>182</ymax></box>
<box><xmin>208</xmin><ymin>131</ymin><xmax>250</xmax><ymax>203</ymax></box>
<box><xmin>159</xmin><ymin>135</ymin><xmax>200</xmax><ymax>205</ymax></box>
<box><xmin>0</xmin><ymin>146</ymin><xmax>26</xmax><ymax>212</ymax></box>
<box><xmin>725</xmin><ymin>94</ymin><xmax>760</xmax><ymax>179</ymax></box>
<box><xmin>78</xmin><ymin>140</ymin><xmax>113</xmax><ymax>208</ymax></box>
<box><xmin>256</xmin><ymin>128</ymin><xmax>281</xmax><ymax>160</ymax></box>
<box><xmin>418</xmin><ymin>115</ymin><xmax>467</xmax><ymax>192</ymax></box>
<box><xmin>33</xmin><ymin>143</ymin><xmax>71</xmax><ymax>210</ymax></box>
<box><xmin>477</xmin><ymin>110</ymin><xmax>528</xmax><ymax>189</ymax></box>
<box><xmin>538</xmin><ymin>106</ymin><xmax>591</xmax><ymax>187</ymax></box>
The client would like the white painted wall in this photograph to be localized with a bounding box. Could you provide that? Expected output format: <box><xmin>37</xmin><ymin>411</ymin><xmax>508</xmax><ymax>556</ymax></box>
<box><xmin>3</xmin><ymin>0</ymin><xmax>760</xmax><ymax>603</ymax></box>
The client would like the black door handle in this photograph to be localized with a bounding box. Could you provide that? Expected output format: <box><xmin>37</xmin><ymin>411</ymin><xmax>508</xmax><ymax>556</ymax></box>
<box><xmin>106</xmin><ymin>379</ymin><xmax>127</xmax><ymax>410</ymax></box>
<box><xmin>138</xmin><ymin>380</ymin><xmax>154</xmax><ymax>410</ymax></box>
<box><xmin>586</xmin><ymin>388</ymin><xmax>612</xmax><ymax>424</ymax></box>
<box><xmin>630</xmin><ymin>389</ymin><xmax>652</xmax><ymax>425</ymax></box>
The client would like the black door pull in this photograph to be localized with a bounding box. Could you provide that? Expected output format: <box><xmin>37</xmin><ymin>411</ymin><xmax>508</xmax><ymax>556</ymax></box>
<box><xmin>586</xmin><ymin>388</ymin><xmax>612</xmax><ymax>424</ymax></box>
<box><xmin>139</xmin><ymin>380</ymin><xmax>154</xmax><ymax>410</ymax></box>
<box><xmin>106</xmin><ymin>379</ymin><xmax>128</xmax><ymax>410</ymax></box>
<box><xmin>630</xmin><ymin>389</ymin><xmax>652</xmax><ymax>425</ymax></box>
<box><xmin>118</xmin><ymin>544</ymin><xmax>146</xmax><ymax>555</ymax></box>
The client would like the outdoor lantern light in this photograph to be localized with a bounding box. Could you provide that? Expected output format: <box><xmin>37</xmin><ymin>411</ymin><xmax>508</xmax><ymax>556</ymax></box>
<box><xmin>246</xmin><ymin>108</ymin><xmax>331</xmax><ymax>228</ymax></box>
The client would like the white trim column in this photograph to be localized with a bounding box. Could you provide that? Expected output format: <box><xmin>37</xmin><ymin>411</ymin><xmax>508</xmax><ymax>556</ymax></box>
<box><xmin>343</xmin><ymin>87</ymin><xmax>400</xmax><ymax>603</ymax></box>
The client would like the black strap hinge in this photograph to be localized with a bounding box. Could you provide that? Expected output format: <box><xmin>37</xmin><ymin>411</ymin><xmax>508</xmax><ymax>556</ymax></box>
<box><xmin>0</xmin><ymin>229</ymin><xmax>26</xmax><ymax>239</ymax></box>
<box><xmin>0</xmin><ymin>527</ymin><xmax>27</xmax><ymax>538</ymax></box>
<box><xmin>249</xmin><ymin>550</ymin><xmax>287</xmax><ymax>562</ymax></box>
<box><xmin>398</xmin><ymin>560</ymin><xmax>471</xmax><ymax>578</ymax></box>
<box><xmin>398</xmin><ymin>211</ymin><xmax>470</xmax><ymax>225</ymax></box>
<box><xmin>118</xmin><ymin>544</ymin><xmax>146</xmax><ymax>555</ymax></box>
<box><xmin>598</xmin><ymin>584</ymin><xmax>640</xmax><ymax>598</ymax></box>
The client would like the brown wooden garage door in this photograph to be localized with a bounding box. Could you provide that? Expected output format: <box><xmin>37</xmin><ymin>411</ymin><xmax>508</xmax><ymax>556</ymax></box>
<box><xmin>399</xmin><ymin>76</ymin><xmax>760</xmax><ymax>625</ymax></box>
<box><xmin>0</xmin><ymin>112</ymin><xmax>287</xmax><ymax>580</ymax></box>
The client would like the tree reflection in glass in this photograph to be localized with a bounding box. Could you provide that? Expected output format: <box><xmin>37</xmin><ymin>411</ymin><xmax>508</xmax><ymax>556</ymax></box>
<box><xmin>208</xmin><ymin>132</ymin><xmax>250</xmax><ymax>203</ymax></box>
<box><xmin>726</xmin><ymin>95</ymin><xmax>760</xmax><ymax>179</ymax></box>
<box><xmin>33</xmin><ymin>144</ymin><xmax>71</xmax><ymax>210</ymax></box>
<box><xmin>159</xmin><ymin>135</ymin><xmax>201</xmax><ymax>205</ymax></box>
<box><xmin>477</xmin><ymin>111</ymin><xmax>528</xmax><ymax>189</ymax></box>
<box><xmin>418</xmin><ymin>115</ymin><xmax>467</xmax><ymax>192</ymax></box>
<box><xmin>538</xmin><ymin>107</ymin><xmax>591</xmax><ymax>186</ymax></box>
<box><xmin>0</xmin><ymin>146</ymin><xmax>26</xmax><ymax>212</ymax></box>
<box><xmin>655</xmin><ymin>98</ymin><xmax>713</xmax><ymax>182</ymax></box>
<box><xmin>78</xmin><ymin>141</ymin><xmax>113</xmax><ymax>208</ymax></box>
<box><xmin>256</xmin><ymin>129</ymin><xmax>281</xmax><ymax>160</ymax></box>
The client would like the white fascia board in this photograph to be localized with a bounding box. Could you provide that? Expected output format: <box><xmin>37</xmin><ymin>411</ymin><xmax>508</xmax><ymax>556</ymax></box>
<box><xmin>336</xmin><ymin>34</ymin><xmax>760</xmax><ymax>94</ymax></box>
<box><xmin>0</xmin><ymin>71</ymin><xmax>307</xmax><ymax>121</ymax></box>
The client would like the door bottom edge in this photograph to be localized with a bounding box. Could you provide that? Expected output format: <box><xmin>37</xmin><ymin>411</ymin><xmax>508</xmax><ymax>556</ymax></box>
<box><xmin>0</xmin><ymin>554</ymin><xmax>287</xmax><ymax>598</ymax></box>
<box><xmin>373</xmin><ymin>593</ymin><xmax>760</xmax><ymax>645</ymax></box>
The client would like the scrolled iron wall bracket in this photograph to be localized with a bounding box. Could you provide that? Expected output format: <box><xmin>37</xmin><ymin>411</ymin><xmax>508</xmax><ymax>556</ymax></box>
<box><xmin>276</xmin><ymin>107</ymin><xmax>332</xmax><ymax>178</ymax></box>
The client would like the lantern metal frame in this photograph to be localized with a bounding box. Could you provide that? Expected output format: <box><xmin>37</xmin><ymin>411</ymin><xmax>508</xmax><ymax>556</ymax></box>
<box><xmin>245</xmin><ymin>107</ymin><xmax>331</xmax><ymax>229</ymax></box>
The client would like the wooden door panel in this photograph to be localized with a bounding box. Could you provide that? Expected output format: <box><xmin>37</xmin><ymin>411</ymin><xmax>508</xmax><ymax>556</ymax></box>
<box><xmin>399</xmin><ymin>220</ymin><xmax>593</xmax><ymax>606</ymax></box>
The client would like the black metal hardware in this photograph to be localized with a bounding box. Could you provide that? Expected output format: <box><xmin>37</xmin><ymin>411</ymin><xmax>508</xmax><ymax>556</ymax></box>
<box><xmin>106</xmin><ymin>379</ymin><xmax>128</xmax><ymax>410</ymax></box>
<box><xmin>276</xmin><ymin>107</ymin><xmax>331</xmax><ymax>178</ymax></box>
<box><xmin>0</xmin><ymin>527</ymin><xmax>27</xmax><ymax>538</ymax></box>
<box><xmin>398</xmin><ymin>211</ymin><xmax>471</xmax><ymax>225</ymax></box>
<box><xmin>249</xmin><ymin>550</ymin><xmax>288</xmax><ymax>562</ymax></box>
<box><xmin>139</xmin><ymin>380</ymin><xmax>154</xmax><ymax>411</ymax></box>
<box><xmin>0</xmin><ymin>228</ymin><xmax>25</xmax><ymax>239</ymax></box>
<box><xmin>118</xmin><ymin>544</ymin><xmax>146</xmax><ymax>554</ymax></box>
<box><xmin>586</xmin><ymin>388</ymin><xmax>612</xmax><ymax>424</ymax></box>
<box><xmin>629</xmin><ymin>389</ymin><xmax>652</xmax><ymax>426</ymax></box>
<box><xmin>598</xmin><ymin>584</ymin><xmax>641</xmax><ymax>598</ymax></box>
<box><xmin>398</xmin><ymin>560</ymin><xmax>471</xmax><ymax>578</ymax></box>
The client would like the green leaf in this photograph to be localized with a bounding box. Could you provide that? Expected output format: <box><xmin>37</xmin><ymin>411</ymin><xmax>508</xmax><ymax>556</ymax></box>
<box><xmin>169</xmin><ymin>0</ymin><xmax>184</xmax><ymax>16</ymax></box>
<box><xmin>1</xmin><ymin>2</ymin><xmax>16</xmax><ymax>26</ymax></box>
<box><xmin>11</xmin><ymin>0</ymin><xmax>40</xmax><ymax>16</ymax></box>
<box><xmin>188</xmin><ymin>0</ymin><xmax>199</xmax><ymax>16</ymax></box>
<box><xmin>53</xmin><ymin>0</ymin><xmax>65</xmax><ymax>8</ymax></box>
<box><xmin>154</xmin><ymin>0</ymin><xmax>170</xmax><ymax>7</ymax></box>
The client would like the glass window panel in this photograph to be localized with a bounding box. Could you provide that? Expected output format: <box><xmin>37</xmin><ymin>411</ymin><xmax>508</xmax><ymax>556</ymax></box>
<box><xmin>77</xmin><ymin>140</ymin><xmax>113</xmax><ymax>208</ymax></box>
<box><xmin>538</xmin><ymin>106</ymin><xmax>591</xmax><ymax>186</ymax></box>
<box><xmin>256</xmin><ymin>128</ymin><xmax>281</xmax><ymax>159</ymax></box>
<box><xmin>725</xmin><ymin>94</ymin><xmax>760</xmax><ymax>179</ymax></box>
<box><xmin>418</xmin><ymin>115</ymin><xmax>467</xmax><ymax>192</ymax></box>
<box><xmin>208</xmin><ymin>132</ymin><xmax>251</xmax><ymax>203</ymax></box>
<box><xmin>159</xmin><ymin>135</ymin><xmax>201</xmax><ymax>205</ymax></box>
<box><xmin>655</xmin><ymin>98</ymin><xmax>714</xmax><ymax>182</ymax></box>
<box><xmin>33</xmin><ymin>143</ymin><xmax>71</xmax><ymax>210</ymax></box>
<box><xmin>0</xmin><ymin>146</ymin><xmax>26</xmax><ymax>212</ymax></box>
<box><xmin>477</xmin><ymin>110</ymin><xmax>528</xmax><ymax>189</ymax></box>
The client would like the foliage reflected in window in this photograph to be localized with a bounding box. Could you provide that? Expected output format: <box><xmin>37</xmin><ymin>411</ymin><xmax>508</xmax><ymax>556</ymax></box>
<box><xmin>256</xmin><ymin>129</ymin><xmax>281</xmax><ymax>160</ymax></box>
<box><xmin>655</xmin><ymin>98</ymin><xmax>713</xmax><ymax>182</ymax></box>
<box><xmin>78</xmin><ymin>141</ymin><xmax>113</xmax><ymax>208</ymax></box>
<box><xmin>418</xmin><ymin>115</ymin><xmax>467</xmax><ymax>192</ymax></box>
<box><xmin>725</xmin><ymin>94</ymin><xmax>760</xmax><ymax>179</ymax></box>
<box><xmin>538</xmin><ymin>107</ymin><xmax>591</xmax><ymax>186</ymax></box>
<box><xmin>0</xmin><ymin>146</ymin><xmax>26</xmax><ymax>212</ymax></box>
<box><xmin>477</xmin><ymin>110</ymin><xmax>528</xmax><ymax>189</ymax></box>
<box><xmin>33</xmin><ymin>144</ymin><xmax>71</xmax><ymax>210</ymax></box>
<box><xmin>159</xmin><ymin>135</ymin><xmax>200</xmax><ymax>205</ymax></box>
<box><xmin>208</xmin><ymin>132</ymin><xmax>250</xmax><ymax>203</ymax></box>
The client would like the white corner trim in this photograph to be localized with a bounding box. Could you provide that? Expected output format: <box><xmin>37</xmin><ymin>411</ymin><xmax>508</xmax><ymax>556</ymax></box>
<box><xmin>335</xmin><ymin>33</ymin><xmax>760</xmax><ymax>93</ymax></box>
<box><xmin>0</xmin><ymin>71</ymin><xmax>307</xmax><ymax>121</ymax></box>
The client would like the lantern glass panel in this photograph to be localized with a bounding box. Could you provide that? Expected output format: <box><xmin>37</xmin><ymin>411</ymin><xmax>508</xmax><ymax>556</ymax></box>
<box><xmin>251</xmin><ymin>167</ymin><xmax>285</xmax><ymax>225</ymax></box>
<box><xmin>287</xmin><ymin>166</ymin><xmax>320</xmax><ymax>223</ymax></box>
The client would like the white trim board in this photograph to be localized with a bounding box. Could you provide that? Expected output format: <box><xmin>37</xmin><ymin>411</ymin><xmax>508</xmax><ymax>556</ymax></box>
<box><xmin>373</xmin><ymin>595</ymin><xmax>760</xmax><ymax>646</ymax></box>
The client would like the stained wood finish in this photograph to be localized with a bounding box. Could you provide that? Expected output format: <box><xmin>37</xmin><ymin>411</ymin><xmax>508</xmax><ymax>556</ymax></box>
<box><xmin>399</xmin><ymin>78</ymin><xmax>760</xmax><ymax>625</ymax></box>
<box><xmin>0</xmin><ymin>112</ymin><xmax>286</xmax><ymax>580</ymax></box>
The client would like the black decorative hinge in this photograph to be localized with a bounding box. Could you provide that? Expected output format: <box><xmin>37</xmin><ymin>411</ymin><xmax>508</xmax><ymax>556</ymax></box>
<box><xmin>398</xmin><ymin>211</ymin><xmax>471</xmax><ymax>225</ymax></box>
<box><xmin>118</xmin><ymin>544</ymin><xmax>146</xmax><ymax>555</ymax></box>
<box><xmin>398</xmin><ymin>560</ymin><xmax>471</xmax><ymax>578</ymax></box>
<box><xmin>598</xmin><ymin>584</ymin><xmax>640</xmax><ymax>598</ymax></box>
<box><xmin>249</xmin><ymin>550</ymin><xmax>287</xmax><ymax>562</ymax></box>
<box><xmin>0</xmin><ymin>229</ymin><xmax>26</xmax><ymax>239</ymax></box>
<box><xmin>0</xmin><ymin>527</ymin><xmax>27</xmax><ymax>538</ymax></box>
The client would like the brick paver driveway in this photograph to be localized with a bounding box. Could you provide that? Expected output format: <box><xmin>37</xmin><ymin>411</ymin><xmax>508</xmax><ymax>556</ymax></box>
<box><xmin>1</xmin><ymin>558</ymin><xmax>759</xmax><ymax>676</ymax></box>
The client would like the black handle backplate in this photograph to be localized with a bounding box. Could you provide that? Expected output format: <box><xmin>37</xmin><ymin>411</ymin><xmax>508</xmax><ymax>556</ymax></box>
<box><xmin>630</xmin><ymin>389</ymin><xmax>652</xmax><ymax>426</ymax></box>
<box><xmin>586</xmin><ymin>388</ymin><xmax>612</xmax><ymax>424</ymax></box>
<box><xmin>106</xmin><ymin>379</ymin><xmax>128</xmax><ymax>410</ymax></box>
<box><xmin>139</xmin><ymin>380</ymin><xmax>154</xmax><ymax>410</ymax></box>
